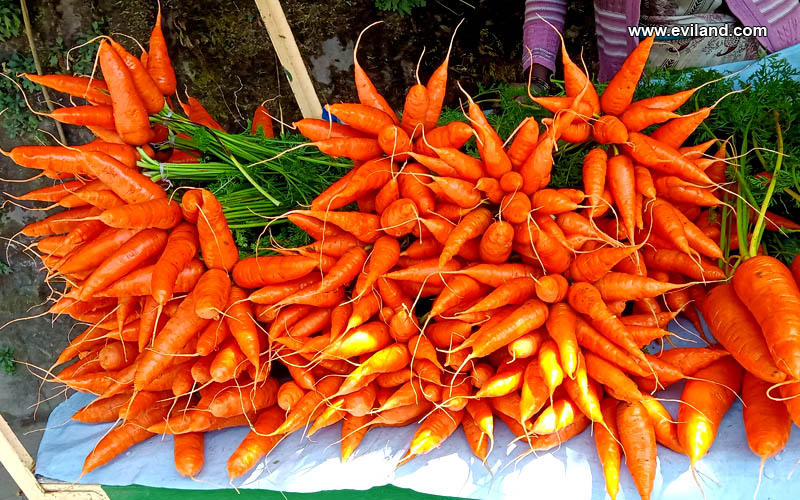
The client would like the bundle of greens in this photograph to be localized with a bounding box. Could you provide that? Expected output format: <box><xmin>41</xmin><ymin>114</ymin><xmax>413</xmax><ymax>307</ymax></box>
<box><xmin>139</xmin><ymin>110</ymin><xmax>351</xmax><ymax>253</ymax></box>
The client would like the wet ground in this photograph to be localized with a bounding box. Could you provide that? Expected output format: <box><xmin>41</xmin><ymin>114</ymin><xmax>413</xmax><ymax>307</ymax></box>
<box><xmin>0</xmin><ymin>1</ymin><xmax>596</xmax><ymax>496</ymax></box>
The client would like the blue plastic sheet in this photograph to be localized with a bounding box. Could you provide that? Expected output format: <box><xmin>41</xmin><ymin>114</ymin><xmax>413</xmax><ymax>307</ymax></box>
<box><xmin>35</xmin><ymin>315</ymin><xmax>800</xmax><ymax>500</ymax></box>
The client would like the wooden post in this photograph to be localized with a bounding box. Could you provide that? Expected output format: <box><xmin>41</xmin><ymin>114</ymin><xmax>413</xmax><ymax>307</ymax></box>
<box><xmin>0</xmin><ymin>414</ymin><xmax>109</xmax><ymax>500</ymax></box>
<box><xmin>254</xmin><ymin>0</ymin><xmax>323</xmax><ymax>119</ymax></box>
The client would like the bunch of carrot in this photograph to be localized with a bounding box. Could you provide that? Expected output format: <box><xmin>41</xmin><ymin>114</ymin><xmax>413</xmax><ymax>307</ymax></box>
<box><xmin>5</xmin><ymin>17</ymin><xmax>800</xmax><ymax>500</ymax></box>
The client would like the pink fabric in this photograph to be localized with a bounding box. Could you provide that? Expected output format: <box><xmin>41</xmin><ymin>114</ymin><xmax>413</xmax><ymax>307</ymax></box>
<box><xmin>522</xmin><ymin>0</ymin><xmax>800</xmax><ymax>82</ymax></box>
<box><xmin>523</xmin><ymin>0</ymin><xmax>568</xmax><ymax>72</ymax></box>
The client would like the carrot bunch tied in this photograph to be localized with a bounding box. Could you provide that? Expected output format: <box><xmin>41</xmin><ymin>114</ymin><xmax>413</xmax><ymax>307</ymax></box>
<box><xmin>6</xmin><ymin>16</ymin><xmax>800</xmax><ymax>498</ymax></box>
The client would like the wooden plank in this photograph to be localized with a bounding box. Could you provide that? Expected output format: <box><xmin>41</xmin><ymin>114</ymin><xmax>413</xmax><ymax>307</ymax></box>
<box><xmin>0</xmin><ymin>414</ymin><xmax>109</xmax><ymax>500</ymax></box>
<box><xmin>254</xmin><ymin>0</ymin><xmax>323</xmax><ymax>119</ymax></box>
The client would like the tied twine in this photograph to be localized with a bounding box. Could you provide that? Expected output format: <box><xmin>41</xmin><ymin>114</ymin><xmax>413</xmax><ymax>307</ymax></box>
<box><xmin>158</xmin><ymin>162</ymin><xmax>173</xmax><ymax>190</ymax></box>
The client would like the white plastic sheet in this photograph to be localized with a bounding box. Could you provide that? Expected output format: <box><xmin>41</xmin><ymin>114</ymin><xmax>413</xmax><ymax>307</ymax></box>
<box><xmin>35</xmin><ymin>317</ymin><xmax>800</xmax><ymax>499</ymax></box>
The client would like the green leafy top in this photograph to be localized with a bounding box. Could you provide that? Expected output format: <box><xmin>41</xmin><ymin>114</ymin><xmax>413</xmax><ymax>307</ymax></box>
<box><xmin>0</xmin><ymin>0</ymin><xmax>22</xmax><ymax>42</ymax></box>
<box><xmin>374</xmin><ymin>0</ymin><xmax>427</xmax><ymax>16</ymax></box>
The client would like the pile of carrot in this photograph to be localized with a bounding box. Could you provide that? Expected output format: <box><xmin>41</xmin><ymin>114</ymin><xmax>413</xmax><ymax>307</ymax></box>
<box><xmin>4</xmin><ymin>14</ymin><xmax>800</xmax><ymax>500</ymax></box>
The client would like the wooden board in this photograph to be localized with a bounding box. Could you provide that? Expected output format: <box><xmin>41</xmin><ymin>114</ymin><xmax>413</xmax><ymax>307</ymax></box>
<box><xmin>254</xmin><ymin>0</ymin><xmax>323</xmax><ymax>118</ymax></box>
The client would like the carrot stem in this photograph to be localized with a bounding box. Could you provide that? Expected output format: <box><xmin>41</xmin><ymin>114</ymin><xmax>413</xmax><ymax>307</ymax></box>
<box><xmin>748</xmin><ymin>110</ymin><xmax>784</xmax><ymax>258</ymax></box>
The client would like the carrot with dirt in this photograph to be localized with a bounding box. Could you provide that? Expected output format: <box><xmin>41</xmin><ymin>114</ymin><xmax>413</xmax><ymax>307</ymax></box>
<box><xmin>226</xmin><ymin>406</ymin><xmax>285</xmax><ymax>479</ymax></box>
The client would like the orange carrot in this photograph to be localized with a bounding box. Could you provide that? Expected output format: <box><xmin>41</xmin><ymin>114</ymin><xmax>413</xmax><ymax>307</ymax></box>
<box><xmin>600</xmin><ymin>35</ymin><xmax>654</xmax><ymax>115</ymax></box>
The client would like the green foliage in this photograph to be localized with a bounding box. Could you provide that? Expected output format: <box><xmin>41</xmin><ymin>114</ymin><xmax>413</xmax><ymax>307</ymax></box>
<box><xmin>375</xmin><ymin>0</ymin><xmax>426</xmax><ymax>16</ymax></box>
<box><xmin>0</xmin><ymin>53</ymin><xmax>40</xmax><ymax>137</ymax></box>
<box><xmin>0</xmin><ymin>260</ymin><xmax>10</xmax><ymax>274</ymax></box>
<box><xmin>68</xmin><ymin>21</ymin><xmax>106</xmax><ymax>76</ymax></box>
<box><xmin>0</xmin><ymin>348</ymin><xmax>15</xmax><ymax>375</ymax></box>
<box><xmin>0</xmin><ymin>0</ymin><xmax>22</xmax><ymax>42</ymax></box>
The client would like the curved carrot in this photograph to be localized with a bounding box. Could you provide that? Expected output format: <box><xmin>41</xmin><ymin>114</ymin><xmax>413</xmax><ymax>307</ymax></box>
<box><xmin>147</xmin><ymin>7</ymin><xmax>177</xmax><ymax>95</ymax></box>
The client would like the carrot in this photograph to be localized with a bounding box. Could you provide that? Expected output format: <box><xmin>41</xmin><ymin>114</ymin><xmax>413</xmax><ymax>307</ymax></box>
<box><xmin>183</xmin><ymin>189</ymin><xmax>239</xmax><ymax>271</ymax></box>
<box><xmin>399</xmin><ymin>83</ymin><xmax>429</xmax><ymax>138</ymax></box>
<box><xmin>600</xmin><ymin>35</ymin><xmax>654</xmax><ymax>115</ymax></box>
<box><xmin>14</xmin><ymin>180</ymin><xmax>86</xmax><ymax>202</ymax></box>
<box><xmin>72</xmin><ymin>392</ymin><xmax>131</xmax><ymax>423</ymax></box>
<box><xmin>326</xmin><ymin>103</ymin><xmax>395</xmax><ymax>136</ymax></box>
<box><xmin>335</xmin><ymin>344</ymin><xmax>410</xmax><ymax>397</ymax></box>
<box><xmin>23</xmin><ymin>73</ymin><xmax>111</xmax><ymax>105</ymax></box>
<box><xmin>147</xmin><ymin>8</ymin><xmax>177</xmax><ymax>95</ymax></box>
<box><xmin>733</xmin><ymin>255</ymin><xmax>800</xmax><ymax>380</ymax></box>
<box><xmin>460</xmin><ymin>299</ymin><xmax>549</xmax><ymax>359</ymax></box>
<box><xmin>44</xmin><ymin>105</ymin><xmax>116</xmax><ymax>129</ymax></box>
<box><xmin>438</xmin><ymin>208</ymin><xmax>493</xmax><ymax>269</ymax></box>
<box><xmin>20</xmin><ymin>206</ymin><xmax>100</xmax><ymax>238</ymax></box>
<box><xmin>109</xmin><ymin>39</ymin><xmax>164</xmax><ymax>114</ymax></box>
<box><xmin>616</xmin><ymin>401</ymin><xmax>657</xmax><ymax>500</ymax></box>
<box><xmin>413</xmin><ymin>121</ymin><xmax>474</xmax><ymax>156</ymax></box>
<box><xmin>475</xmin><ymin>357</ymin><xmax>526</xmax><ymax>398</ymax></box>
<box><xmin>81</xmin><ymin>403</ymin><xmax>170</xmax><ymax>474</ymax></box>
<box><xmin>96</xmin><ymin>259</ymin><xmax>202</xmax><ymax>299</ymax></box>
<box><xmin>352</xmin><ymin>26</ymin><xmax>399</xmax><ymax>123</ymax></box>
<box><xmin>534</xmin><ymin>274</ymin><xmax>568</xmax><ymax>303</ymax></box>
<box><xmin>593</xmin><ymin>272</ymin><xmax>688</xmax><ymax>302</ymax></box>
<box><xmin>678</xmin><ymin>356</ymin><xmax>743</xmax><ymax>465</ymax></box>
<box><xmin>209</xmin><ymin>379</ymin><xmax>279</xmax><ymax>418</ymax></box>
<box><xmin>397</xmin><ymin>407</ymin><xmax>463</xmax><ymax>466</ymax></box>
<box><xmin>96</xmin><ymin>198</ymin><xmax>182</xmax><ymax>230</ymax></box>
<box><xmin>173</xmin><ymin>432</ymin><xmax>204</xmax><ymax>478</ymax></box>
<box><xmin>621</xmin><ymin>105</ymin><xmax>680</xmax><ymax>132</ymax></box>
<box><xmin>573</xmin><ymin>149</ymin><xmax>605</xmax><ymax>219</ymax></box>
<box><xmin>98</xmin><ymin>341</ymin><xmax>138</xmax><ymax>371</ymax></box>
<box><xmin>78</xmin><ymin>229</ymin><xmax>168</xmax><ymax>300</ymax></box>
<box><xmin>134</xmin><ymin>292</ymin><xmax>211</xmax><ymax>390</ymax></box>
<box><xmin>543</xmin><ymin>303</ymin><xmax>578</xmax><ymax>378</ymax></box>
<box><xmin>226</xmin><ymin>406</ymin><xmax>285</xmax><ymax>479</ymax></box>
<box><xmin>295</xmin><ymin>118</ymin><xmax>366</xmax><ymax>141</ymax></box>
<box><xmin>149</xmin><ymin>223</ymin><xmax>199</xmax><ymax>305</ymax></box>
<box><xmin>701</xmin><ymin>283</ymin><xmax>785</xmax><ymax>382</ymax></box>
<box><xmin>642</xmin><ymin>247</ymin><xmax>726</xmax><ymax>281</ymax></box>
<box><xmin>97</xmin><ymin>41</ymin><xmax>151</xmax><ymax>145</ymax></box>
<box><xmin>292</xmin><ymin>210</ymin><xmax>382</xmax><ymax>243</ymax></box>
<box><xmin>320</xmin><ymin>322</ymin><xmax>391</xmax><ymax>360</ymax></box>
<box><xmin>742</xmin><ymin>371</ymin><xmax>792</xmax><ymax>462</ymax></box>
<box><xmin>84</xmin><ymin>152</ymin><xmax>165</xmax><ymax>204</ymax></box>
<box><xmin>592</xmin><ymin>115</ymin><xmax>628</xmax><ymax>144</ymax></box>
<box><xmin>251</xmin><ymin>105</ymin><xmax>274</xmax><ymax>137</ymax></box>
<box><xmin>504</xmin><ymin>117</ymin><xmax>539</xmax><ymax>169</ymax></box>
<box><xmin>607</xmin><ymin>154</ymin><xmax>637</xmax><ymax>240</ymax></box>
<box><xmin>779</xmin><ymin>382</ymin><xmax>800</xmax><ymax>427</ymax></box>
<box><xmin>623</xmin><ymin>132</ymin><xmax>712</xmax><ymax>186</ymax></box>
<box><xmin>519</xmin><ymin>135</ymin><xmax>554</xmax><ymax>194</ymax></box>
<box><xmin>430</xmin><ymin>176</ymin><xmax>482</xmax><ymax>208</ymax></box>
<box><xmin>570</xmin><ymin>246</ymin><xmax>638</xmax><ymax>283</ymax></box>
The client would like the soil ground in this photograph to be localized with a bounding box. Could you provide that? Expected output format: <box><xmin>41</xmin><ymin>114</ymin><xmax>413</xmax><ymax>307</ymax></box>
<box><xmin>0</xmin><ymin>1</ymin><xmax>596</xmax><ymax>497</ymax></box>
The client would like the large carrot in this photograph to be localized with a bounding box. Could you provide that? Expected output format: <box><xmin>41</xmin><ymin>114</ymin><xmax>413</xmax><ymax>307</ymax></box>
<box><xmin>733</xmin><ymin>255</ymin><xmax>800</xmax><ymax>380</ymax></box>
<box><xmin>97</xmin><ymin>41</ymin><xmax>151</xmax><ymax>145</ymax></box>
<box><xmin>616</xmin><ymin>401</ymin><xmax>657</xmax><ymax>500</ymax></box>
<box><xmin>702</xmin><ymin>283</ymin><xmax>786</xmax><ymax>383</ymax></box>
<box><xmin>83</xmin><ymin>152</ymin><xmax>165</xmax><ymax>204</ymax></box>
<box><xmin>678</xmin><ymin>356</ymin><xmax>743</xmax><ymax>465</ymax></box>
<box><xmin>741</xmin><ymin>372</ymin><xmax>791</xmax><ymax>463</ymax></box>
